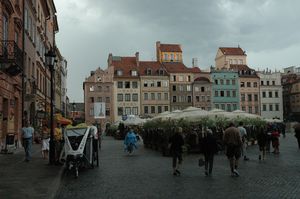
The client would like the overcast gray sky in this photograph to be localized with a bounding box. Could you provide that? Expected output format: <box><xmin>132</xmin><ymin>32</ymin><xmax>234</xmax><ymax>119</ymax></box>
<box><xmin>54</xmin><ymin>0</ymin><xmax>300</xmax><ymax>102</ymax></box>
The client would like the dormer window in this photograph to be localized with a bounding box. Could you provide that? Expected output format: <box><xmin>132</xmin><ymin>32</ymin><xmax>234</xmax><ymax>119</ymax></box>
<box><xmin>164</xmin><ymin>53</ymin><xmax>168</xmax><ymax>60</ymax></box>
<box><xmin>131</xmin><ymin>70</ymin><xmax>138</xmax><ymax>76</ymax></box>
<box><xmin>116</xmin><ymin>70</ymin><xmax>123</xmax><ymax>76</ymax></box>
<box><xmin>170</xmin><ymin>53</ymin><xmax>174</xmax><ymax>61</ymax></box>
<box><xmin>158</xmin><ymin>69</ymin><xmax>164</xmax><ymax>76</ymax></box>
<box><xmin>146</xmin><ymin>68</ymin><xmax>152</xmax><ymax>75</ymax></box>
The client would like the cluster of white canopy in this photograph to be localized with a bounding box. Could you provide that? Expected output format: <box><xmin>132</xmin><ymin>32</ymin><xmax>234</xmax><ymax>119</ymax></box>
<box><xmin>151</xmin><ymin>107</ymin><xmax>282</xmax><ymax>123</ymax></box>
<box><xmin>114</xmin><ymin>107</ymin><xmax>282</xmax><ymax>126</ymax></box>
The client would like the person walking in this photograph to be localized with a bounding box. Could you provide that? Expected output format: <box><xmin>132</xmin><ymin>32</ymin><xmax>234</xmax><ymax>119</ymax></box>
<box><xmin>201</xmin><ymin>128</ymin><xmax>218</xmax><ymax>176</ymax></box>
<box><xmin>41</xmin><ymin>125</ymin><xmax>50</xmax><ymax>159</ymax></box>
<box><xmin>124</xmin><ymin>128</ymin><xmax>138</xmax><ymax>153</ymax></box>
<box><xmin>271</xmin><ymin>128</ymin><xmax>280</xmax><ymax>154</ymax></box>
<box><xmin>257</xmin><ymin>128</ymin><xmax>268</xmax><ymax>160</ymax></box>
<box><xmin>169</xmin><ymin>127</ymin><xmax>184</xmax><ymax>176</ymax></box>
<box><xmin>21</xmin><ymin>121</ymin><xmax>35</xmax><ymax>162</ymax></box>
<box><xmin>223</xmin><ymin>122</ymin><xmax>242</xmax><ymax>177</ymax></box>
<box><xmin>237</xmin><ymin>122</ymin><xmax>249</xmax><ymax>161</ymax></box>
<box><xmin>294</xmin><ymin>122</ymin><xmax>300</xmax><ymax>149</ymax></box>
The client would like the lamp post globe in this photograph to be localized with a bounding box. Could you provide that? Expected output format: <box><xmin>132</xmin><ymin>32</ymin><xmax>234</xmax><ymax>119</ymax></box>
<box><xmin>45</xmin><ymin>48</ymin><xmax>56</xmax><ymax>165</ymax></box>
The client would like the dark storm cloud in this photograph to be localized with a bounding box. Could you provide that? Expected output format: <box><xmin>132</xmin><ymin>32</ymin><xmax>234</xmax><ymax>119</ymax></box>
<box><xmin>54</xmin><ymin>0</ymin><xmax>300</xmax><ymax>101</ymax></box>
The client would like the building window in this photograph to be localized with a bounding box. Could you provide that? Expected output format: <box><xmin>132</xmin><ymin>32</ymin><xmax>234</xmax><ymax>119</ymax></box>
<box><xmin>188</xmin><ymin>76</ymin><xmax>191</xmax><ymax>82</ymax></box>
<box><xmin>179</xmin><ymin>85</ymin><xmax>183</xmax><ymax>91</ymax></box>
<box><xmin>232</xmin><ymin>79</ymin><xmax>236</xmax><ymax>85</ymax></box>
<box><xmin>275</xmin><ymin>91</ymin><xmax>279</xmax><ymax>98</ymax></box>
<box><xmin>254</xmin><ymin>94</ymin><xmax>258</xmax><ymax>101</ymax></box>
<box><xmin>157</xmin><ymin>81</ymin><xmax>161</xmax><ymax>87</ymax></box>
<box><xmin>158</xmin><ymin>106</ymin><xmax>162</xmax><ymax>113</ymax></box>
<box><xmin>215</xmin><ymin>91</ymin><xmax>218</xmax><ymax>97</ymax></box>
<box><xmin>144</xmin><ymin>106</ymin><xmax>148</xmax><ymax>114</ymax></box>
<box><xmin>89</xmin><ymin>108</ymin><xmax>94</xmax><ymax>116</ymax></box>
<box><xmin>272</xmin><ymin>81</ymin><xmax>275</xmax><ymax>85</ymax></box>
<box><xmin>196</xmin><ymin>96</ymin><xmax>200</xmax><ymax>102</ymax></box>
<box><xmin>227</xmin><ymin>91</ymin><xmax>230</xmax><ymax>97</ymax></box>
<box><xmin>188</xmin><ymin>96</ymin><xmax>192</xmax><ymax>103</ymax></box>
<box><xmin>215</xmin><ymin>104</ymin><xmax>219</xmax><ymax>109</ymax></box>
<box><xmin>125</xmin><ymin>94</ymin><xmax>131</xmax><ymax>101</ymax></box>
<box><xmin>262</xmin><ymin>92</ymin><xmax>266</xmax><ymax>98</ymax></box>
<box><xmin>187</xmin><ymin>85</ymin><xmax>191</xmax><ymax>91</ymax></box>
<box><xmin>233</xmin><ymin>104</ymin><xmax>237</xmax><ymax>111</ymax></box>
<box><xmin>125</xmin><ymin>107</ymin><xmax>131</xmax><ymax>115</ymax></box>
<box><xmin>173</xmin><ymin>96</ymin><xmax>176</xmax><ymax>102</ymax></box>
<box><xmin>232</xmin><ymin>91</ymin><xmax>236</xmax><ymax>97</ymax></box>
<box><xmin>173</xmin><ymin>75</ymin><xmax>176</xmax><ymax>82</ymax></box>
<box><xmin>220</xmin><ymin>79</ymin><xmax>224</xmax><ymax>85</ymax></box>
<box><xmin>226</xmin><ymin>80</ymin><xmax>230</xmax><ymax>85</ymax></box>
<box><xmin>144</xmin><ymin>93</ymin><xmax>148</xmax><ymax>100</ymax></box>
<box><xmin>117</xmin><ymin>94</ymin><xmax>123</xmax><ymax>102</ymax></box>
<box><xmin>132</xmin><ymin>94</ymin><xmax>138</xmax><ymax>101</ymax></box>
<box><xmin>215</xmin><ymin>79</ymin><xmax>218</xmax><ymax>85</ymax></box>
<box><xmin>146</xmin><ymin>69</ymin><xmax>152</xmax><ymax>75</ymax></box>
<box><xmin>150</xmin><ymin>81</ymin><xmax>155</xmax><ymax>87</ymax></box>
<box><xmin>151</xmin><ymin>93</ymin><xmax>155</xmax><ymax>100</ymax></box>
<box><xmin>125</xmin><ymin>82</ymin><xmax>130</xmax><ymax>88</ymax></box>
<box><xmin>275</xmin><ymin>104</ymin><xmax>279</xmax><ymax>111</ymax></box>
<box><xmin>172</xmin><ymin>85</ymin><xmax>176</xmax><ymax>91</ymax></box>
<box><xmin>118</xmin><ymin>107</ymin><xmax>123</xmax><ymax>116</ymax></box>
<box><xmin>131</xmin><ymin>70</ymin><xmax>138</xmax><ymax>76</ymax></box>
<box><xmin>247</xmin><ymin>82</ymin><xmax>251</xmax><ymax>87</ymax></box>
<box><xmin>263</xmin><ymin>104</ymin><xmax>267</xmax><ymax>111</ymax></box>
<box><xmin>164</xmin><ymin>106</ymin><xmax>169</xmax><ymax>112</ymax></box>
<box><xmin>227</xmin><ymin>104</ymin><xmax>231</xmax><ymax>112</ymax></box>
<box><xmin>255</xmin><ymin>106</ymin><xmax>259</xmax><ymax>114</ymax></box>
<box><xmin>269</xmin><ymin>91</ymin><xmax>272</xmax><ymax>98</ymax></box>
<box><xmin>144</xmin><ymin>81</ymin><xmax>148</xmax><ymax>87</ymax></box>
<box><xmin>164</xmin><ymin>53</ymin><xmax>168</xmax><ymax>60</ymax></box>
<box><xmin>241</xmin><ymin>94</ymin><xmax>245</xmax><ymax>101</ymax></box>
<box><xmin>117</xmin><ymin>70</ymin><xmax>123</xmax><ymax>76</ymax></box>
<box><xmin>90</xmin><ymin>97</ymin><xmax>94</xmax><ymax>103</ymax></box>
<box><xmin>248</xmin><ymin>94</ymin><xmax>252</xmax><ymax>102</ymax></box>
<box><xmin>97</xmin><ymin>97</ymin><xmax>102</xmax><ymax>102</ymax></box>
<box><xmin>164</xmin><ymin>93</ymin><xmax>168</xmax><ymax>100</ymax></box>
<box><xmin>242</xmin><ymin>106</ymin><xmax>246</xmax><ymax>111</ymax></box>
<box><xmin>221</xmin><ymin>104</ymin><xmax>225</xmax><ymax>110</ymax></box>
<box><xmin>132</xmin><ymin>81</ymin><xmax>138</xmax><ymax>88</ymax></box>
<box><xmin>267</xmin><ymin>81</ymin><xmax>269</xmax><ymax>86</ymax></box>
<box><xmin>157</xmin><ymin>93</ymin><xmax>161</xmax><ymax>100</ymax></box>
<box><xmin>132</xmin><ymin>107</ymin><xmax>138</xmax><ymax>115</ymax></box>
<box><xmin>220</xmin><ymin>91</ymin><xmax>224</xmax><ymax>97</ymax></box>
<box><xmin>253</xmin><ymin>82</ymin><xmax>258</xmax><ymax>87</ymax></box>
<box><xmin>261</xmin><ymin>81</ymin><xmax>264</xmax><ymax>86</ymax></box>
<box><xmin>89</xmin><ymin>86</ymin><xmax>94</xmax><ymax>92</ymax></box>
<box><xmin>106</xmin><ymin>109</ymin><xmax>110</xmax><ymax>116</ymax></box>
<box><xmin>159</xmin><ymin>69</ymin><xmax>164</xmax><ymax>76</ymax></box>
<box><xmin>200</xmin><ymin>87</ymin><xmax>204</xmax><ymax>92</ymax></box>
<box><xmin>248</xmin><ymin>107</ymin><xmax>252</xmax><ymax>113</ymax></box>
<box><xmin>207</xmin><ymin>95</ymin><xmax>210</xmax><ymax>102</ymax></box>
<box><xmin>151</xmin><ymin>106</ymin><xmax>155</xmax><ymax>114</ymax></box>
<box><xmin>241</xmin><ymin>82</ymin><xmax>245</xmax><ymax>87</ymax></box>
<box><xmin>269</xmin><ymin>104</ymin><xmax>273</xmax><ymax>111</ymax></box>
<box><xmin>163</xmin><ymin>81</ymin><xmax>168</xmax><ymax>87</ymax></box>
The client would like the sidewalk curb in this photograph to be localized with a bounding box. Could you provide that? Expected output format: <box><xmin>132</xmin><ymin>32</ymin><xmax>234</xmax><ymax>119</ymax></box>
<box><xmin>48</xmin><ymin>165</ymin><xmax>65</xmax><ymax>199</ymax></box>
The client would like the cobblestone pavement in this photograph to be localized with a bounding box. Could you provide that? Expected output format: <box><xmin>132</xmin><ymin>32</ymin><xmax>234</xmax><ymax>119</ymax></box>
<box><xmin>55</xmin><ymin>134</ymin><xmax>300</xmax><ymax>199</ymax></box>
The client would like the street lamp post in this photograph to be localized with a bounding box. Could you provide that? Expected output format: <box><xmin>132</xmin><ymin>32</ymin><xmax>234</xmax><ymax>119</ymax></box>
<box><xmin>45</xmin><ymin>48</ymin><xmax>56</xmax><ymax>165</ymax></box>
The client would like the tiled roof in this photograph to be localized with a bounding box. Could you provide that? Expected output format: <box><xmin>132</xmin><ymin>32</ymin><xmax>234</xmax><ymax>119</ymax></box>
<box><xmin>160</xmin><ymin>44</ymin><xmax>182</xmax><ymax>52</ymax></box>
<box><xmin>194</xmin><ymin>77</ymin><xmax>210</xmax><ymax>82</ymax></box>
<box><xmin>112</xmin><ymin>57</ymin><xmax>138</xmax><ymax>77</ymax></box>
<box><xmin>189</xmin><ymin>67</ymin><xmax>201</xmax><ymax>73</ymax></box>
<box><xmin>163</xmin><ymin>62</ymin><xmax>191</xmax><ymax>73</ymax></box>
<box><xmin>219</xmin><ymin>47</ymin><xmax>245</xmax><ymax>55</ymax></box>
<box><xmin>139</xmin><ymin>61</ymin><xmax>168</xmax><ymax>76</ymax></box>
<box><xmin>229</xmin><ymin>64</ymin><xmax>250</xmax><ymax>71</ymax></box>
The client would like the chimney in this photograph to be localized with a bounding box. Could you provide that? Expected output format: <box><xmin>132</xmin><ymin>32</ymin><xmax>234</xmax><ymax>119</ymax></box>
<box><xmin>156</xmin><ymin>41</ymin><xmax>161</xmax><ymax>62</ymax></box>
<box><xmin>135</xmin><ymin>52</ymin><xmax>139</xmax><ymax>67</ymax></box>
<box><xmin>192</xmin><ymin>58</ymin><xmax>198</xmax><ymax>67</ymax></box>
<box><xmin>108</xmin><ymin>53</ymin><xmax>113</xmax><ymax>66</ymax></box>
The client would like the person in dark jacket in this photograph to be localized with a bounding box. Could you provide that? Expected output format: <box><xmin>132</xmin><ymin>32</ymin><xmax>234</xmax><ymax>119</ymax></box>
<box><xmin>257</xmin><ymin>128</ymin><xmax>268</xmax><ymax>160</ymax></box>
<box><xmin>293</xmin><ymin>122</ymin><xmax>300</xmax><ymax>149</ymax></box>
<box><xmin>169</xmin><ymin>127</ymin><xmax>184</xmax><ymax>176</ymax></box>
<box><xmin>202</xmin><ymin>128</ymin><xmax>218</xmax><ymax>176</ymax></box>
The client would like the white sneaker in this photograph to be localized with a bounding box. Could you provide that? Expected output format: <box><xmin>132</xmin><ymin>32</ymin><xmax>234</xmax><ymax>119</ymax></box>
<box><xmin>233</xmin><ymin>169</ymin><xmax>239</xmax><ymax>177</ymax></box>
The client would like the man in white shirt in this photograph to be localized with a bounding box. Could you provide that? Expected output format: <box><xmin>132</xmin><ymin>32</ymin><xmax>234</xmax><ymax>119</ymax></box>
<box><xmin>21</xmin><ymin>121</ymin><xmax>35</xmax><ymax>162</ymax></box>
<box><xmin>238</xmin><ymin>122</ymin><xmax>249</xmax><ymax>161</ymax></box>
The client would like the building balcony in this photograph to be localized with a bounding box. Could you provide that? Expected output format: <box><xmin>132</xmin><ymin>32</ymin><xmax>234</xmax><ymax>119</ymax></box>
<box><xmin>0</xmin><ymin>40</ymin><xmax>23</xmax><ymax>76</ymax></box>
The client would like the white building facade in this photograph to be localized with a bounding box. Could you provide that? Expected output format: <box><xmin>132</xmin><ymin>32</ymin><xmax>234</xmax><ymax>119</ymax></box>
<box><xmin>257</xmin><ymin>71</ymin><xmax>283</xmax><ymax>120</ymax></box>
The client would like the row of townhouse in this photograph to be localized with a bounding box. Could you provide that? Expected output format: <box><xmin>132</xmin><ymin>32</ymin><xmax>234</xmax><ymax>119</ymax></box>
<box><xmin>0</xmin><ymin>0</ymin><xmax>67</xmax><ymax>149</ymax></box>
<box><xmin>83</xmin><ymin>42</ymin><xmax>284</xmax><ymax>128</ymax></box>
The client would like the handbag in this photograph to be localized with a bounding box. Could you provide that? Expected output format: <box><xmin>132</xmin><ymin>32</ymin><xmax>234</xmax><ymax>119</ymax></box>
<box><xmin>198</xmin><ymin>158</ymin><xmax>205</xmax><ymax>167</ymax></box>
